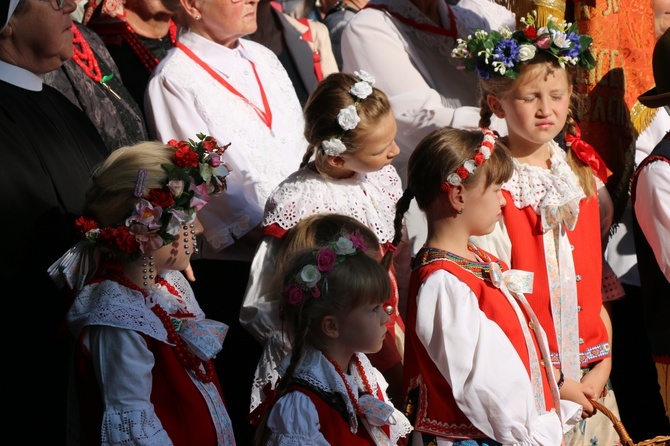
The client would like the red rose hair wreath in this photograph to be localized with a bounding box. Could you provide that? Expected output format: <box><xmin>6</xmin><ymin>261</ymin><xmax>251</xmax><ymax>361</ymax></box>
<box><xmin>75</xmin><ymin>133</ymin><xmax>231</xmax><ymax>260</ymax></box>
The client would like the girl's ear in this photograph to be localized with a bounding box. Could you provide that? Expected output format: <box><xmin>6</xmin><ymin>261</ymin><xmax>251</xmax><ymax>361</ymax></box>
<box><xmin>327</xmin><ymin>155</ymin><xmax>345</xmax><ymax>169</ymax></box>
<box><xmin>320</xmin><ymin>315</ymin><xmax>340</xmax><ymax>340</ymax></box>
<box><xmin>449</xmin><ymin>183</ymin><xmax>467</xmax><ymax>211</ymax></box>
<box><xmin>486</xmin><ymin>93</ymin><xmax>505</xmax><ymax>118</ymax></box>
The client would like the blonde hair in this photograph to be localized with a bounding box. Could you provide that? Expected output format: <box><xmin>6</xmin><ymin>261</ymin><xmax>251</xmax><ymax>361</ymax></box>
<box><xmin>477</xmin><ymin>53</ymin><xmax>596</xmax><ymax>197</ymax></box>
<box><xmin>301</xmin><ymin>72</ymin><xmax>392</xmax><ymax>175</ymax></box>
<box><xmin>83</xmin><ymin>141</ymin><xmax>176</xmax><ymax>227</ymax></box>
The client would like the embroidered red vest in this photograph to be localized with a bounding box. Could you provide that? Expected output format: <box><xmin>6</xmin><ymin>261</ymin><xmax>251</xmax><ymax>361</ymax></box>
<box><xmin>402</xmin><ymin>253</ymin><xmax>554</xmax><ymax>439</ymax></box>
<box><xmin>501</xmin><ymin>191</ymin><xmax>609</xmax><ymax>367</ymax></box>
<box><xmin>73</xmin><ymin>329</ymin><xmax>223</xmax><ymax>445</ymax></box>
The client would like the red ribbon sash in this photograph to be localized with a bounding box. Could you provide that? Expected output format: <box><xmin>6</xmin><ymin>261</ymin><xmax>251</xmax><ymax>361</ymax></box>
<box><xmin>176</xmin><ymin>42</ymin><xmax>273</xmax><ymax>130</ymax></box>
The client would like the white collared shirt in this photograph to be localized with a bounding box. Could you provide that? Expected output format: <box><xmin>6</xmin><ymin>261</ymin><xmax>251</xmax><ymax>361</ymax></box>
<box><xmin>145</xmin><ymin>32</ymin><xmax>307</xmax><ymax>261</ymax></box>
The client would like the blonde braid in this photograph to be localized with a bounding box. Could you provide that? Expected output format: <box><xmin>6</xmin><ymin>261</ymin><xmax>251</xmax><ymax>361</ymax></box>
<box><xmin>564</xmin><ymin>109</ymin><xmax>596</xmax><ymax>198</ymax></box>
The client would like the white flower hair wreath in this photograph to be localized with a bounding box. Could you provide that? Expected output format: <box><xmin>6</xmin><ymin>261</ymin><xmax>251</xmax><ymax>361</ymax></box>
<box><xmin>321</xmin><ymin>70</ymin><xmax>376</xmax><ymax>156</ymax></box>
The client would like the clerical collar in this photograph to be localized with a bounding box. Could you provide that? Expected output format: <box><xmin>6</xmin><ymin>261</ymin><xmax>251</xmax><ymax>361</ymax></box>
<box><xmin>0</xmin><ymin>60</ymin><xmax>43</xmax><ymax>91</ymax></box>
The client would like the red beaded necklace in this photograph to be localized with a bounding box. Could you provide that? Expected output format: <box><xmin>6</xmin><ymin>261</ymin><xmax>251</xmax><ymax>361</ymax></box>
<box><xmin>123</xmin><ymin>20</ymin><xmax>178</xmax><ymax>73</ymax></box>
<box><xmin>104</xmin><ymin>270</ymin><xmax>217</xmax><ymax>383</ymax></box>
<box><xmin>71</xmin><ymin>23</ymin><xmax>119</xmax><ymax>98</ymax></box>
<box><xmin>325</xmin><ymin>354</ymin><xmax>374</xmax><ymax>418</ymax></box>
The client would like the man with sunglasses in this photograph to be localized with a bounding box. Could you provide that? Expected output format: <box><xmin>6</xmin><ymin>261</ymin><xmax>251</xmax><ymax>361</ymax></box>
<box><xmin>0</xmin><ymin>0</ymin><xmax>108</xmax><ymax>442</ymax></box>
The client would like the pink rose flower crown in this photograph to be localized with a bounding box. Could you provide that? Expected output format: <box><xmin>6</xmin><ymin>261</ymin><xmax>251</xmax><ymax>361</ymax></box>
<box><xmin>283</xmin><ymin>233</ymin><xmax>367</xmax><ymax>305</ymax></box>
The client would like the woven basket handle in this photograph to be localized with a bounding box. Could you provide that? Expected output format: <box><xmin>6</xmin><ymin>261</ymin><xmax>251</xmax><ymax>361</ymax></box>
<box><xmin>589</xmin><ymin>399</ymin><xmax>634</xmax><ymax>446</ymax></box>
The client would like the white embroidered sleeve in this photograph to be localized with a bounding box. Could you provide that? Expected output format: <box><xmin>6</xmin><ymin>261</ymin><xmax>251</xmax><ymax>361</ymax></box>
<box><xmin>86</xmin><ymin>326</ymin><xmax>173</xmax><ymax>445</ymax></box>
<box><xmin>415</xmin><ymin>271</ymin><xmax>563</xmax><ymax>445</ymax></box>
<box><xmin>265</xmin><ymin>392</ymin><xmax>330</xmax><ymax>446</ymax></box>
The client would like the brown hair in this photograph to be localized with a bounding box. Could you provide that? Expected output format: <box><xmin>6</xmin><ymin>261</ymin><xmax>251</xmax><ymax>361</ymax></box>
<box><xmin>385</xmin><ymin>127</ymin><xmax>513</xmax><ymax>264</ymax></box>
<box><xmin>270</xmin><ymin>213</ymin><xmax>382</xmax><ymax>294</ymax></box>
<box><xmin>477</xmin><ymin>53</ymin><xmax>596</xmax><ymax>197</ymax></box>
<box><xmin>253</xmin><ymin>239</ymin><xmax>390</xmax><ymax>445</ymax></box>
<box><xmin>301</xmin><ymin>72</ymin><xmax>392</xmax><ymax>175</ymax></box>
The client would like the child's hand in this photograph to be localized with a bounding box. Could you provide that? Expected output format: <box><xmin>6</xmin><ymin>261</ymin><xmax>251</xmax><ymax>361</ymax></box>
<box><xmin>559</xmin><ymin>378</ymin><xmax>596</xmax><ymax>418</ymax></box>
<box><xmin>580</xmin><ymin>366</ymin><xmax>609</xmax><ymax>400</ymax></box>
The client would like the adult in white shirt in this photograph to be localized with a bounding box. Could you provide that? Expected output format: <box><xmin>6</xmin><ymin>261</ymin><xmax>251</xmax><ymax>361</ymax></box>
<box><xmin>144</xmin><ymin>0</ymin><xmax>307</xmax><ymax>442</ymax></box>
<box><xmin>340</xmin><ymin>0</ymin><xmax>514</xmax><ymax>253</ymax></box>
<box><xmin>631</xmin><ymin>28</ymin><xmax>670</xmax><ymax>425</ymax></box>
<box><xmin>603</xmin><ymin>5</ymin><xmax>670</xmax><ymax>437</ymax></box>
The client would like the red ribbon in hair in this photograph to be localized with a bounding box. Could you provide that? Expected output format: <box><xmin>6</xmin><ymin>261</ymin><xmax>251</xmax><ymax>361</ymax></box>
<box><xmin>564</xmin><ymin>124</ymin><xmax>611</xmax><ymax>184</ymax></box>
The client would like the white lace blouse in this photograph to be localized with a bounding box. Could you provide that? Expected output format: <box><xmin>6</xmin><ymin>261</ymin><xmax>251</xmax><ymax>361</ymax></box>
<box><xmin>67</xmin><ymin>271</ymin><xmax>234</xmax><ymax>445</ymax></box>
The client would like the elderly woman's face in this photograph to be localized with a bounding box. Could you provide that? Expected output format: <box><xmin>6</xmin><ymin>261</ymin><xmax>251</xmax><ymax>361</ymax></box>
<box><xmin>9</xmin><ymin>0</ymin><xmax>76</xmax><ymax>73</ymax></box>
<box><xmin>196</xmin><ymin>0</ymin><xmax>258</xmax><ymax>48</ymax></box>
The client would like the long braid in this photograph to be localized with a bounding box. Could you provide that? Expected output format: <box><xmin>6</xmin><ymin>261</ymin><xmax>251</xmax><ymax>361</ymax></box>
<box><xmin>381</xmin><ymin>190</ymin><xmax>413</xmax><ymax>269</ymax></box>
<box><xmin>478</xmin><ymin>89</ymin><xmax>494</xmax><ymax>129</ymax></box>
<box><xmin>300</xmin><ymin>145</ymin><xmax>317</xmax><ymax>169</ymax></box>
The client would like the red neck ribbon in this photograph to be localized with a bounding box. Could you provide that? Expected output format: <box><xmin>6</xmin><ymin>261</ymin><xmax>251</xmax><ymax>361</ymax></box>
<box><xmin>175</xmin><ymin>42</ymin><xmax>273</xmax><ymax>130</ymax></box>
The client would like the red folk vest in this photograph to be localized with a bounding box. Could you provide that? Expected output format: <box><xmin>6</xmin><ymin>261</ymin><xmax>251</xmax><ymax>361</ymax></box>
<box><xmin>73</xmin><ymin>329</ymin><xmax>223</xmax><ymax>445</ymax></box>
<box><xmin>289</xmin><ymin>383</ymin><xmax>390</xmax><ymax>444</ymax></box>
<box><xmin>501</xmin><ymin>191</ymin><xmax>609</xmax><ymax>367</ymax></box>
<box><xmin>402</xmin><ymin>253</ymin><xmax>554</xmax><ymax>439</ymax></box>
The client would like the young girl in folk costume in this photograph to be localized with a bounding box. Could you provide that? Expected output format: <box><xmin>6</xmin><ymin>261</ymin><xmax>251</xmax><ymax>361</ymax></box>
<box><xmin>392</xmin><ymin>126</ymin><xmax>581</xmax><ymax>445</ymax></box>
<box><xmin>242</xmin><ymin>70</ymin><xmax>409</xmax><ymax>408</ymax></box>
<box><xmin>243</xmin><ymin>213</ymin><xmax>385</xmax><ymax>409</ymax></box>
<box><xmin>250</xmin><ymin>235</ymin><xmax>413</xmax><ymax>445</ymax></box>
<box><xmin>453</xmin><ymin>13</ymin><xmax>621</xmax><ymax>444</ymax></box>
<box><xmin>49</xmin><ymin>135</ymin><xmax>236</xmax><ymax>445</ymax></box>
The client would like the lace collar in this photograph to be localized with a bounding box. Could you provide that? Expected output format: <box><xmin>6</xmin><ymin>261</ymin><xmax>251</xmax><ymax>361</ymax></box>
<box><xmin>262</xmin><ymin>164</ymin><xmax>401</xmax><ymax>243</ymax></box>
<box><xmin>503</xmin><ymin>140</ymin><xmax>586</xmax><ymax>231</ymax></box>
<box><xmin>67</xmin><ymin>270</ymin><xmax>203</xmax><ymax>342</ymax></box>
<box><xmin>277</xmin><ymin>346</ymin><xmax>380</xmax><ymax>431</ymax></box>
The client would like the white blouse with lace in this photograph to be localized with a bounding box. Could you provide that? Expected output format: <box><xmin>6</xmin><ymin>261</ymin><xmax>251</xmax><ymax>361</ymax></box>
<box><xmin>471</xmin><ymin>140</ymin><xmax>596</xmax><ymax>381</ymax></box>
<box><xmin>67</xmin><ymin>270</ymin><xmax>235</xmax><ymax>445</ymax></box>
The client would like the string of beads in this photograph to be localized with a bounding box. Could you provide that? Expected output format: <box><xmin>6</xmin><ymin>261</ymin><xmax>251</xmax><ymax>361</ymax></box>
<box><xmin>72</xmin><ymin>25</ymin><xmax>104</xmax><ymax>83</ymax></box>
<box><xmin>123</xmin><ymin>21</ymin><xmax>177</xmax><ymax>73</ymax></box>
<box><xmin>324</xmin><ymin>354</ymin><xmax>374</xmax><ymax>418</ymax></box>
<box><xmin>106</xmin><ymin>271</ymin><xmax>217</xmax><ymax>383</ymax></box>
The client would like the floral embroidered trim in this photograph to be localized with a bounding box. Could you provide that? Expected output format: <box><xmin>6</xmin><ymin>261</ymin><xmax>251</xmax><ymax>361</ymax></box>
<box><xmin>283</xmin><ymin>233</ymin><xmax>367</xmax><ymax>305</ymax></box>
<box><xmin>321</xmin><ymin>70</ymin><xmax>375</xmax><ymax>156</ymax></box>
<box><xmin>75</xmin><ymin>134</ymin><xmax>231</xmax><ymax>260</ymax></box>
<box><xmin>451</xmin><ymin>11</ymin><xmax>595</xmax><ymax>80</ymax></box>
<box><xmin>444</xmin><ymin>128</ymin><xmax>497</xmax><ymax>187</ymax></box>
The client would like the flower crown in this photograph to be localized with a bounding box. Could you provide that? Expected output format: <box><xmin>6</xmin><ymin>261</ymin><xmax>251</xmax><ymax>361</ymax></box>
<box><xmin>283</xmin><ymin>234</ymin><xmax>367</xmax><ymax>305</ymax></box>
<box><xmin>451</xmin><ymin>12</ymin><xmax>595</xmax><ymax>80</ymax></box>
<box><xmin>443</xmin><ymin>128</ymin><xmax>497</xmax><ymax>189</ymax></box>
<box><xmin>75</xmin><ymin>133</ymin><xmax>231</xmax><ymax>260</ymax></box>
<box><xmin>321</xmin><ymin>70</ymin><xmax>376</xmax><ymax>157</ymax></box>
